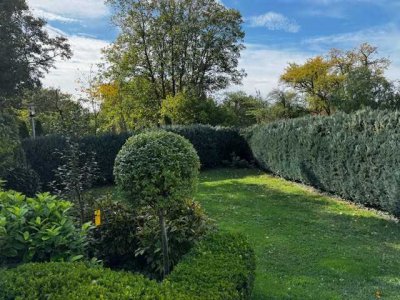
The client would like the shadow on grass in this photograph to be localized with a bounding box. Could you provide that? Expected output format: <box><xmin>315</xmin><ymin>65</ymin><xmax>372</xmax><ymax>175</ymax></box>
<box><xmin>197</xmin><ymin>174</ymin><xmax>400</xmax><ymax>300</ymax></box>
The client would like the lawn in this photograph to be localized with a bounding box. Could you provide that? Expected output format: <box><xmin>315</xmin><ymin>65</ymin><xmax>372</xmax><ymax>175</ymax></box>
<box><xmin>91</xmin><ymin>168</ymin><xmax>400</xmax><ymax>299</ymax></box>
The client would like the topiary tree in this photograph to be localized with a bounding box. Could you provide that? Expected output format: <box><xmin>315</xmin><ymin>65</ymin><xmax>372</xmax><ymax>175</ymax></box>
<box><xmin>114</xmin><ymin>131</ymin><xmax>200</xmax><ymax>277</ymax></box>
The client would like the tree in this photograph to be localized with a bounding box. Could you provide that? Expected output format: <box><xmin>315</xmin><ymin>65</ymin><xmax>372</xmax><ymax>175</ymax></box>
<box><xmin>333</xmin><ymin>66</ymin><xmax>399</xmax><ymax>112</ymax></box>
<box><xmin>20</xmin><ymin>88</ymin><xmax>94</xmax><ymax>136</ymax></box>
<box><xmin>104</xmin><ymin>0</ymin><xmax>245</xmax><ymax>106</ymax></box>
<box><xmin>50</xmin><ymin>138</ymin><xmax>100</xmax><ymax>226</ymax></box>
<box><xmin>220</xmin><ymin>91</ymin><xmax>267</xmax><ymax>126</ymax></box>
<box><xmin>160</xmin><ymin>92</ymin><xmax>221</xmax><ymax>125</ymax></box>
<box><xmin>114</xmin><ymin>131</ymin><xmax>200</xmax><ymax>277</ymax></box>
<box><xmin>281</xmin><ymin>56</ymin><xmax>341</xmax><ymax>115</ymax></box>
<box><xmin>259</xmin><ymin>88</ymin><xmax>307</xmax><ymax>122</ymax></box>
<box><xmin>0</xmin><ymin>0</ymin><xmax>71</xmax><ymax>110</ymax></box>
<box><xmin>281</xmin><ymin>43</ymin><xmax>394</xmax><ymax>115</ymax></box>
<box><xmin>96</xmin><ymin>77</ymin><xmax>159</xmax><ymax>132</ymax></box>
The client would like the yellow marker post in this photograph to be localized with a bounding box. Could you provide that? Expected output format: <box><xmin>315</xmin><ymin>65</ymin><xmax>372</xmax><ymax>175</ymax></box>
<box><xmin>95</xmin><ymin>209</ymin><xmax>101</xmax><ymax>227</ymax></box>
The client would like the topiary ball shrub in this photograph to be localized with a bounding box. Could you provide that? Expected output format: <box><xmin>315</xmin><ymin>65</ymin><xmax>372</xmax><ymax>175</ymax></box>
<box><xmin>114</xmin><ymin>130</ymin><xmax>200</xmax><ymax>208</ymax></box>
<box><xmin>114</xmin><ymin>130</ymin><xmax>201</xmax><ymax>277</ymax></box>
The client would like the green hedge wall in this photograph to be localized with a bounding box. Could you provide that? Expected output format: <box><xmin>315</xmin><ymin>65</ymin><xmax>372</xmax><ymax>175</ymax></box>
<box><xmin>0</xmin><ymin>231</ymin><xmax>255</xmax><ymax>300</ymax></box>
<box><xmin>248</xmin><ymin>110</ymin><xmax>400</xmax><ymax>216</ymax></box>
<box><xmin>22</xmin><ymin>125</ymin><xmax>252</xmax><ymax>190</ymax></box>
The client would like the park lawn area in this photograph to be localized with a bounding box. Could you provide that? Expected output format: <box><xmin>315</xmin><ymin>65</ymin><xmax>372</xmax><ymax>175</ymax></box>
<box><xmin>90</xmin><ymin>168</ymin><xmax>400</xmax><ymax>299</ymax></box>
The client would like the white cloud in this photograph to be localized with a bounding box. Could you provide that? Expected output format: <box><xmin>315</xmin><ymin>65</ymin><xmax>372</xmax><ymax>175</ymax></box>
<box><xmin>228</xmin><ymin>44</ymin><xmax>310</xmax><ymax>96</ymax></box>
<box><xmin>248</xmin><ymin>12</ymin><xmax>300</xmax><ymax>33</ymax></box>
<box><xmin>303</xmin><ymin>24</ymin><xmax>400</xmax><ymax>81</ymax></box>
<box><xmin>33</xmin><ymin>8</ymin><xmax>78</xmax><ymax>23</ymax></box>
<box><xmin>27</xmin><ymin>0</ymin><xmax>109</xmax><ymax>20</ymax></box>
<box><xmin>42</xmin><ymin>26</ymin><xmax>110</xmax><ymax>96</ymax></box>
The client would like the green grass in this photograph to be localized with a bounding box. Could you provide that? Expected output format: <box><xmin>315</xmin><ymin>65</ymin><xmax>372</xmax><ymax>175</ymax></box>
<box><xmin>91</xmin><ymin>168</ymin><xmax>400</xmax><ymax>299</ymax></box>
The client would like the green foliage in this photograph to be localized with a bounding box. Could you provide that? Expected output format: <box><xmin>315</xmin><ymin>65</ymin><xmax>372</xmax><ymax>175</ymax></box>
<box><xmin>166</xmin><ymin>231</ymin><xmax>255</xmax><ymax>300</ymax></box>
<box><xmin>0</xmin><ymin>0</ymin><xmax>71</xmax><ymax>109</ymax></box>
<box><xmin>280</xmin><ymin>43</ymin><xmax>397</xmax><ymax>115</ymax></box>
<box><xmin>3</xmin><ymin>166</ymin><xmax>40</xmax><ymax>197</ymax></box>
<box><xmin>258</xmin><ymin>88</ymin><xmax>308</xmax><ymax>123</ymax></box>
<box><xmin>248</xmin><ymin>110</ymin><xmax>400</xmax><ymax>216</ymax></box>
<box><xmin>166</xmin><ymin>125</ymin><xmax>253</xmax><ymax>169</ymax></box>
<box><xmin>50</xmin><ymin>138</ymin><xmax>100</xmax><ymax>225</ymax></box>
<box><xmin>0</xmin><ymin>231</ymin><xmax>255</xmax><ymax>299</ymax></box>
<box><xmin>21</xmin><ymin>135</ymin><xmax>67</xmax><ymax>190</ymax></box>
<box><xmin>135</xmin><ymin>199</ymin><xmax>212</xmax><ymax>278</ymax></box>
<box><xmin>87</xmin><ymin>197</ymin><xmax>212</xmax><ymax>279</ymax></box>
<box><xmin>22</xmin><ymin>133</ymin><xmax>130</xmax><ymax>189</ymax></box>
<box><xmin>0</xmin><ymin>113</ymin><xmax>21</xmax><ymax>173</ymax></box>
<box><xmin>114</xmin><ymin>130</ymin><xmax>201</xmax><ymax>277</ymax></box>
<box><xmin>104</xmin><ymin>0</ymin><xmax>245</xmax><ymax>125</ymax></box>
<box><xmin>333</xmin><ymin>66</ymin><xmax>400</xmax><ymax>112</ymax></box>
<box><xmin>80</xmin><ymin>133</ymin><xmax>131</xmax><ymax>184</ymax></box>
<box><xmin>0</xmin><ymin>262</ymin><xmax>165</xmax><ymax>300</ymax></box>
<box><xmin>114</xmin><ymin>131</ymin><xmax>200</xmax><ymax>209</ymax></box>
<box><xmin>87</xmin><ymin>197</ymin><xmax>139</xmax><ymax>270</ymax></box>
<box><xmin>161</xmin><ymin>92</ymin><xmax>222</xmax><ymax>126</ymax></box>
<box><xmin>22</xmin><ymin>126</ymin><xmax>252</xmax><ymax>189</ymax></box>
<box><xmin>97</xmin><ymin>78</ymin><xmax>160</xmax><ymax>132</ymax></box>
<box><xmin>220</xmin><ymin>91</ymin><xmax>267</xmax><ymax>127</ymax></box>
<box><xmin>0</xmin><ymin>190</ymin><xmax>91</xmax><ymax>266</ymax></box>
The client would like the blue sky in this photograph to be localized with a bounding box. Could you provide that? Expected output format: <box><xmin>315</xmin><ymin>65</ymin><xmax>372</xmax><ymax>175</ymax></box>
<box><xmin>27</xmin><ymin>0</ymin><xmax>400</xmax><ymax>96</ymax></box>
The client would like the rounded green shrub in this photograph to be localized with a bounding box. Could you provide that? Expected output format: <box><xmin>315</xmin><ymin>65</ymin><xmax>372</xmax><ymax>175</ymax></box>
<box><xmin>114</xmin><ymin>130</ymin><xmax>200</xmax><ymax>277</ymax></box>
<box><xmin>114</xmin><ymin>130</ymin><xmax>200</xmax><ymax>209</ymax></box>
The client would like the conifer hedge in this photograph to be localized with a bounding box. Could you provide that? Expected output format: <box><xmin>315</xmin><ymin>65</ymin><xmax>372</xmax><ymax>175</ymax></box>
<box><xmin>22</xmin><ymin>125</ymin><xmax>251</xmax><ymax>189</ymax></box>
<box><xmin>248</xmin><ymin>110</ymin><xmax>400</xmax><ymax>216</ymax></box>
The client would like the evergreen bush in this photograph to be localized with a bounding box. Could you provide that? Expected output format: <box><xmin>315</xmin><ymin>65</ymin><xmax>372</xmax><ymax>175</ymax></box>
<box><xmin>248</xmin><ymin>110</ymin><xmax>400</xmax><ymax>216</ymax></box>
<box><xmin>22</xmin><ymin>126</ymin><xmax>252</xmax><ymax>189</ymax></box>
<box><xmin>0</xmin><ymin>231</ymin><xmax>255</xmax><ymax>299</ymax></box>
<box><xmin>0</xmin><ymin>190</ymin><xmax>90</xmax><ymax>266</ymax></box>
<box><xmin>114</xmin><ymin>130</ymin><xmax>200</xmax><ymax>276</ymax></box>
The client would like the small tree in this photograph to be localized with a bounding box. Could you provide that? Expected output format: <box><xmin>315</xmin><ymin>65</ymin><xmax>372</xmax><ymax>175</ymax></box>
<box><xmin>114</xmin><ymin>131</ymin><xmax>200</xmax><ymax>277</ymax></box>
<box><xmin>51</xmin><ymin>138</ymin><xmax>100</xmax><ymax>226</ymax></box>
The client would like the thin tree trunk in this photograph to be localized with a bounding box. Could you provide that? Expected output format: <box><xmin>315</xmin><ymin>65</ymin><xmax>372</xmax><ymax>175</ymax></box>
<box><xmin>158</xmin><ymin>211</ymin><xmax>170</xmax><ymax>277</ymax></box>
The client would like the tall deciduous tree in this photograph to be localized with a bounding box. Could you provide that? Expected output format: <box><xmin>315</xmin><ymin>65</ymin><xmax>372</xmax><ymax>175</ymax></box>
<box><xmin>281</xmin><ymin>43</ymin><xmax>394</xmax><ymax>115</ymax></box>
<box><xmin>280</xmin><ymin>56</ymin><xmax>341</xmax><ymax>115</ymax></box>
<box><xmin>104</xmin><ymin>0</ymin><xmax>245</xmax><ymax>105</ymax></box>
<box><xmin>0</xmin><ymin>0</ymin><xmax>71</xmax><ymax>110</ymax></box>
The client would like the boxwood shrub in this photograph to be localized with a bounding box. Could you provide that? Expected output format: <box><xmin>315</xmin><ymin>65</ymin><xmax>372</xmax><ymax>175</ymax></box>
<box><xmin>22</xmin><ymin>125</ymin><xmax>252</xmax><ymax>189</ymax></box>
<box><xmin>248</xmin><ymin>110</ymin><xmax>400</xmax><ymax>216</ymax></box>
<box><xmin>0</xmin><ymin>231</ymin><xmax>255</xmax><ymax>300</ymax></box>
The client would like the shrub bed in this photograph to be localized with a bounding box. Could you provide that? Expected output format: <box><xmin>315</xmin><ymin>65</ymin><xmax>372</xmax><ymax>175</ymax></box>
<box><xmin>0</xmin><ymin>231</ymin><xmax>255</xmax><ymax>300</ymax></box>
<box><xmin>22</xmin><ymin>125</ymin><xmax>252</xmax><ymax>189</ymax></box>
<box><xmin>248</xmin><ymin>110</ymin><xmax>400</xmax><ymax>216</ymax></box>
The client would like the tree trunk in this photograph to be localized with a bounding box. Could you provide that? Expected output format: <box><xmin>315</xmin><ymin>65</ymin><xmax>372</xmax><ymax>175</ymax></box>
<box><xmin>158</xmin><ymin>211</ymin><xmax>170</xmax><ymax>277</ymax></box>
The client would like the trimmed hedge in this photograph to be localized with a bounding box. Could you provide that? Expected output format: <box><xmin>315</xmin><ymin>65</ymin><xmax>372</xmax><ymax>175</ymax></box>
<box><xmin>248</xmin><ymin>110</ymin><xmax>400</xmax><ymax>216</ymax></box>
<box><xmin>165</xmin><ymin>125</ymin><xmax>252</xmax><ymax>169</ymax></box>
<box><xmin>22</xmin><ymin>125</ymin><xmax>252</xmax><ymax>189</ymax></box>
<box><xmin>0</xmin><ymin>231</ymin><xmax>255</xmax><ymax>299</ymax></box>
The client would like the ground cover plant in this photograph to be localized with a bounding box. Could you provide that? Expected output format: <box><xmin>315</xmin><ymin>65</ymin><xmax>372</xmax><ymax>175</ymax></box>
<box><xmin>92</xmin><ymin>168</ymin><xmax>400</xmax><ymax>299</ymax></box>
